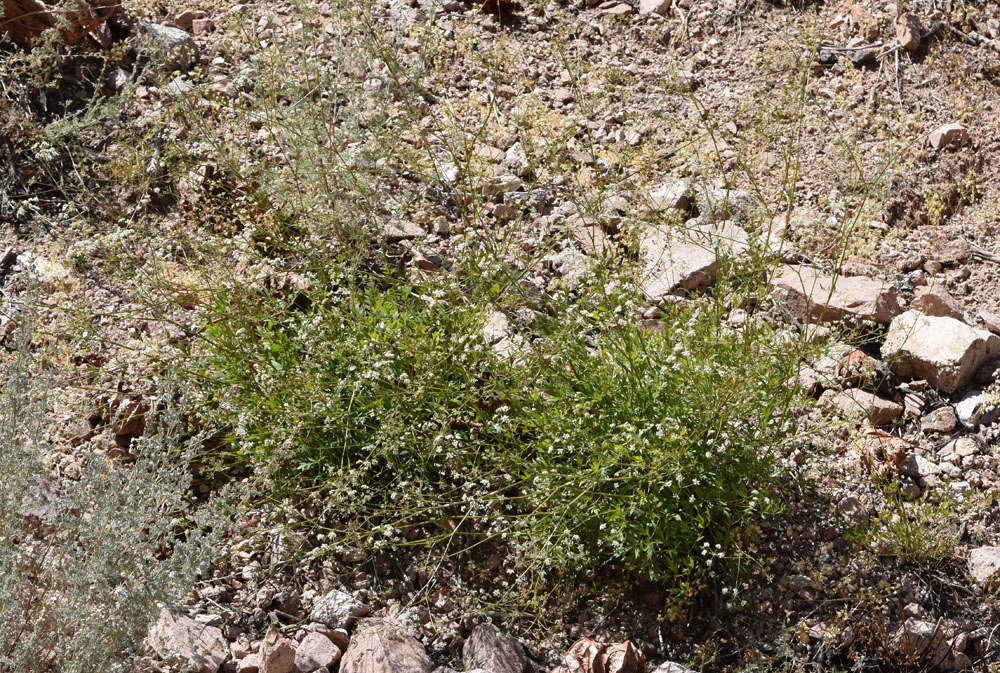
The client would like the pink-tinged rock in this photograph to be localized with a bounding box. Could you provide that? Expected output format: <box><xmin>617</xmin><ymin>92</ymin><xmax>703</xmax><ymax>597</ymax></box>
<box><xmin>881</xmin><ymin>311</ymin><xmax>1000</xmax><ymax>393</ymax></box>
<box><xmin>295</xmin><ymin>633</ymin><xmax>342</xmax><ymax>673</ymax></box>
<box><xmin>821</xmin><ymin>388</ymin><xmax>903</xmax><ymax>426</ymax></box>
<box><xmin>896</xmin><ymin>14</ymin><xmax>921</xmax><ymax>51</ymax></box>
<box><xmin>929</xmin><ymin>123</ymin><xmax>969</xmax><ymax>150</ymax></box>
<box><xmin>639</xmin><ymin>0</ymin><xmax>670</xmax><ymax>15</ymax></box>
<box><xmin>646</xmin><ymin>180</ymin><xmax>691</xmax><ymax>213</ymax></box>
<box><xmin>340</xmin><ymin>619</ymin><xmax>433</xmax><ymax>673</ymax></box>
<box><xmin>550</xmin><ymin>638</ymin><xmax>645</xmax><ymax>673</ymax></box>
<box><xmin>260</xmin><ymin>628</ymin><xmax>296</xmax><ymax>673</ymax></box>
<box><xmin>969</xmin><ymin>547</ymin><xmax>1000</xmax><ymax>587</ymax></box>
<box><xmin>601</xmin><ymin>3</ymin><xmax>632</xmax><ymax>15</ymax></box>
<box><xmin>463</xmin><ymin>623</ymin><xmax>531</xmax><ymax>673</ymax></box>
<box><xmin>912</xmin><ymin>284</ymin><xmax>965</xmax><ymax>320</ymax></box>
<box><xmin>980</xmin><ymin>309</ymin><xmax>1000</xmax><ymax>335</ymax></box>
<box><xmin>238</xmin><ymin>654</ymin><xmax>261</xmax><ymax>673</ymax></box>
<box><xmin>771</xmin><ymin>265</ymin><xmax>902</xmax><ymax>325</ymax></box>
<box><xmin>147</xmin><ymin>609</ymin><xmax>229</xmax><ymax>673</ymax></box>
<box><xmin>639</xmin><ymin>220</ymin><xmax>749</xmax><ymax>299</ymax></box>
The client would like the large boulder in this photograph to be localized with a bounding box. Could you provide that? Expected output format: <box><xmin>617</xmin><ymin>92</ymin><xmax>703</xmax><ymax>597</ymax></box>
<box><xmin>771</xmin><ymin>265</ymin><xmax>901</xmax><ymax>325</ymax></box>
<box><xmin>463</xmin><ymin>623</ymin><xmax>531</xmax><ymax>673</ymax></box>
<box><xmin>881</xmin><ymin>311</ymin><xmax>1000</xmax><ymax>393</ymax></box>
<box><xmin>638</xmin><ymin>220</ymin><xmax>749</xmax><ymax>299</ymax></box>
<box><xmin>340</xmin><ymin>619</ymin><xmax>434</xmax><ymax>673</ymax></box>
<box><xmin>146</xmin><ymin>609</ymin><xmax>228</xmax><ymax>673</ymax></box>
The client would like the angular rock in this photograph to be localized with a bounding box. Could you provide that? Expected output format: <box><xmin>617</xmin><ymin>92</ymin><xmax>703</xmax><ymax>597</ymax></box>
<box><xmin>647</xmin><ymin>180</ymin><xmax>691</xmax><ymax>213</ymax></box>
<box><xmin>920</xmin><ymin>406</ymin><xmax>957</xmax><ymax>434</ymax></box>
<box><xmin>296</xmin><ymin>633</ymin><xmax>342</xmax><ymax>673</ymax></box>
<box><xmin>147</xmin><ymin>609</ymin><xmax>229</xmax><ymax>673</ymax></box>
<box><xmin>891</xmin><ymin>619</ymin><xmax>968</xmax><ymax>671</ymax></box>
<box><xmin>638</xmin><ymin>0</ymin><xmax>670</xmax><ymax>15</ymax></box>
<box><xmin>969</xmin><ymin>546</ymin><xmax>1000</xmax><ymax>587</ymax></box>
<box><xmin>771</xmin><ymin>265</ymin><xmax>902</xmax><ymax>325</ymax></box>
<box><xmin>881</xmin><ymin>311</ymin><xmax>1000</xmax><ymax>393</ymax></box>
<box><xmin>979</xmin><ymin>309</ymin><xmax>1000</xmax><ymax>335</ymax></box>
<box><xmin>912</xmin><ymin>285</ymin><xmax>965</xmax><ymax>321</ymax></box>
<box><xmin>341</xmin><ymin>619</ymin><xmax>434</xmax><ymax>673</ymax></box>
<box><xmin>310</xmin><ymin>589</ymin><xmax>370</xmax><ymax>630</ymax></box>
<box><xmin>821</xmin><ymin>388</ymin><xmax>902</xmax><ymax>426</ymax></box>
<box><xmin>896</xmin><ymin>14</ymin><xmax>921</xmax><ymax>51</ymax></box>
<box><xmin>929</xmin><ymin>123</ymin><xmax>969</xmax><ymax>150</ymax></box>
<box><xmin>651</xmin><ymin>663</ymin><xmax>697</xmax><ymax>673</ymax></box>
<box><xmin>638</xmin><ymin>220</ymin><xmax>749</xmax><ymax>299</ymax></box>
<box><xmin>137</xmin><ymin>22</ymin><xmax>199</xmax><ymax>72</ymax></box>
<box><xmin>463</xmin><ymin>623</ymin><xmax>530</xmax><ymax>673</ymax></box>
<box><xmin>550</xmin><ymin>638</ymin><xmax>645</xmax><ymax>673</ymax></box>
<box><xmin>260</xmin><ymin>628</ymin><xmax>296</xmax><ymax>673</ymax></box>
<box><xmin>954</xmin><ymin>388</ymin><xmax>1000</xmax><ymax>427</ymax></box>
<box><xmin>857</xmin><ymin>423</ymin><xmax>912</xmax><ymax>478</ymax></box>
<box><xmin>239</xmin><ymin>653</ymin><xmax>262</xmax><ymax>673</ymax></box>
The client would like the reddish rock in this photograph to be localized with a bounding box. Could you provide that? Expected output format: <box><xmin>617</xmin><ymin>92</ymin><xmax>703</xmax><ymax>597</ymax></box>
<box><xmin>771</xmin><ymin>265</ymin><xmax>902</xmax><ymax>325</ymax></box>
<box><xmin>638</xmin><ymin>0</ymin><xmax>670</xmax><ymax>15</ymax></box>
<box><xmin>463</xmin><ymin>623</ymin><xmax>530</xmax><ymax>673</ymax></box>
<box><xmin>260</xmin><ymin>628</ymin><xmax>295</xmax><ymax>673</ymax></box>
<box><xmin>929</xmin><ymin>123</ymin><xmax>969</xmax><ymax>150</ymax></box>
<box><xmin>821</xmin><ymin>388</ymin><xmax>902</xmax><ymax>426</ymax></box>
<box><xmin>979</xmin><ymin>309</ymin><xmax>1000</xmax><ymax>335</ymax></box>
<box><xmin>550</xmin><ymin>638</ymin><xmax>645</xmax><ymax>673</ymax></box>
<box><xmin>340</xmin><ymin>619</ymin><xmax>433</xmax><ymax>673</ymax></box>
<box><xmin>912</xmin><ymin>284</ymin><xmax>965</xmax><ymax>320</ymax></box>
<box><xmin>295</xmin><ymin>632</ymin><xmax>342</xmax><ymax>673</ymax></box>
<box><xmin>857</xmin><ymin>423</ymin><xmax>912</xmax><ymax>478</ymax></box>
<box><xmin>896</xmin><ymin>14</ymin><xmax>921</xmax><ymax>51</ymax></box>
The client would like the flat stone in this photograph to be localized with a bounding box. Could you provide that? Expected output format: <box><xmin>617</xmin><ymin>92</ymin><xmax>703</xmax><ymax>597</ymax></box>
<box><xmin>821</xmin><ymin>388</ymin><xmax>902</xmax><ymax>426</ymax></box>
<box><xmin>881</xmin><ymin>311</ymin><xmax>1000</xmax><ymax>393</ymax></box>
<box><xmin>638</xmin><ymin>0</ymin><xmax>670</xmax><ymax>15</ymax></box>
<box><xmin>912</xmin><ymin>284</ymin><xmax>965</xmax><ymax>321</ymax></box>
<box><xmin>900</xmin><ymin>453</ymin><xmax>940</xmax><ymax>479</ymax></box>
<box><xmin>980</xmin><ymin>309</ymin><xmax>1000</xmax><ymax>335</ymax></box>
<box><xmin>929</xmin><ymin>123</ymin><xmax>969</xmax><ymax>150</ymax></box>
<box><xmin>771</xmin><ymin>265</ymin><xmax>902</xmax><ymax>325</ymax></box>
<box><xmin>638</xmin><ymin>220</ymin><xmax>749</xmax><ymax>299</ymax></box>
<box><xmin>969</xmin><ymin>547</ymin><xmax>1000</xmax><ymax>587</ymax></box>
<box><xmin>954</xmin><ymin>388</ymin><xmax>1000</xmax><ymax>427</ymax></box>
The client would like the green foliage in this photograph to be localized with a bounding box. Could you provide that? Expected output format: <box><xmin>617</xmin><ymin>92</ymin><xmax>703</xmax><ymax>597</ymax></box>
<box><xmin>849</xmin><ymin>487</ymin><xmax>960</xmax><ymax>567</ymax></box>
<box><xmin>194</xmin><ymin>265</ymin><xmax>800</xmax><ymax>586</ymax></box>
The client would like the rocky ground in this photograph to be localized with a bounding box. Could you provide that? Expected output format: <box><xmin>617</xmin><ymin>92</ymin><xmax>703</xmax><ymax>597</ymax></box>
<box><xmin>6</xmin><ymin>0</ymin><xmax>1000</xmax><ymax>671</ymax></box>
